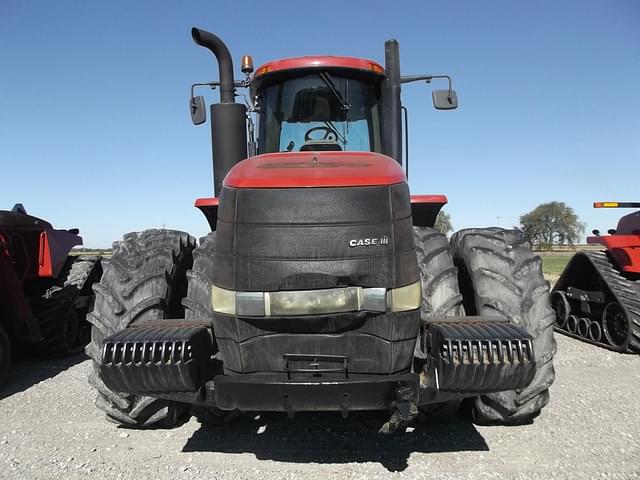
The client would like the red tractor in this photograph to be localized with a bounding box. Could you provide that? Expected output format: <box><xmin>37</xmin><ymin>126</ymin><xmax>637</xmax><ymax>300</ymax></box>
<box><xmin>0</xmin><ymin>204</ymin><xmax>102</xmax><ymax>386</ymax></box>
<box><xmin>552</xmin><ymin>202</ymin><xmax>640</xmax><ymax>352</ymax></box>
<box><xmin>86</xmin><ymin>28</ymin><xmax>555</xmax><ymax>431</ymax></box>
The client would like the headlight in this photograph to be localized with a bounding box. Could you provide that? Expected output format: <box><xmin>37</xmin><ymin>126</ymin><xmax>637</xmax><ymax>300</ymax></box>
<box><xmin>388</xmin><ymin>281</ymin><xmax>422</xmax><ymax>312</ymax></box>
<box><xmin>211</xmin><ymin>285</ymin><xmax>236</xmax><ymax>315</ymax></box>
<box><xmin>269</xmin><ymin>287</ymin><xmax>361</xmax><ymax>316</ymax></box>
<box><xmin>211</xmin><ymin>281</ymin><xmax>421</xmax><ymax>316</ymax></box>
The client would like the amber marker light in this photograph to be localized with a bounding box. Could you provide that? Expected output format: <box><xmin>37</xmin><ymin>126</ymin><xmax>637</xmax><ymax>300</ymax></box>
<box><xmin>368</xmin><ymin>63</ymin><xmax>384</xmax><ymax>74</ymax></box>
<box><xmin>255</xmin><ymin>65</ymin><xmax>270</xmax><ymax>77</ymax></box>
<box><xmin>241</xmin><ymin>55</ymin><xmax>254</xmax><ymax>74</ymax></box>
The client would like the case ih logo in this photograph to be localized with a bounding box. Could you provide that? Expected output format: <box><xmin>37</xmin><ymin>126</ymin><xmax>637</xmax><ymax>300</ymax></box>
<box><xmin>349</xmin><ymin>236</ymin><xmax>389</xmax><ymax>247</ymax></box>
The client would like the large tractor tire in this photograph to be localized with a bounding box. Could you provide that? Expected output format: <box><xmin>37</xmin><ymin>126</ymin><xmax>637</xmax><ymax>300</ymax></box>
<box><xmin>183</xmin><ymin>232</ymin><xmax>216</xmax><ymax>323</ymax></box>
<box><xmin>413</xmin><ymin>227</ymin><xmax>465</xmax><ymax>362</ymax></box>
<box><xmin>31</xmin><ymin>298</ymin><xmax>78</xmax><ymax>357</ymax></box>
<box><xmin>63</xmin><ymin>255</ymin><xmax>103</xmax><ymax>348</ymax></box>
<box><xmin>451</xmin><ymin>228</ymin><xmax>556</xmax><ymax>425</ymax></box>
<box><xmin>182</xmin><ymin>232</ymin><xmax>237</xmax><ymax>424</ymax></box>
<box><xmin>0</xmin><ymin>325</ymin><xmax>11</xmax><ymax>388</ymax></box>
<box><xmin>86</xmin><ymin>229</ymin><xmax>195</xmax><ymax>428</ymax></box>
<box><xmin>34</xmin><ymin>255</ymin><xmax>102</xmax><ymax>357</ymax></box>
<box><xmin>412</xmin><ymin>227</ymin><xmax>465</xmax><ymax>418</ymax></box>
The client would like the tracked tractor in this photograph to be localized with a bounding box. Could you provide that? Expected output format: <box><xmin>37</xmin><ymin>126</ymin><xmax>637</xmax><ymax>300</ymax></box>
<box><xmin>87</xmin><ymin>28</ymin><xmax>556</xmax><ymax>430</ymax></box>
<box><xmin>552</xmin><ymin>202</ymin><xmax>640</xmax><ymax>353</ymax></box>
<box><xmin>0</xmin><ymin>204</ymin><xmax>102</xmax><ymax>387</ymax></box>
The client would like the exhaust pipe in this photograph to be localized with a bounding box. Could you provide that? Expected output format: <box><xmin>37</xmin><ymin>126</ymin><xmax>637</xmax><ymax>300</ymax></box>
<box><xmin>191</xmin><ymin>27</ymin><xmax>248</xmax><ymax>196</ymax></box>
<box><xmin>191</xmin><ymin>28</ymin><xmax>235</xmax><ymax>104</ymax></box>
<box><xmin>381</xmin><ymin>39</ymin><xmax>402</xmax><ymax>165</ymax></box>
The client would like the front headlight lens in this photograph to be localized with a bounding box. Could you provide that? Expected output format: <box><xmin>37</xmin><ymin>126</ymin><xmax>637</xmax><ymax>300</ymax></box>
<box><xmin>210</xmin><ymin>281</ymin><xmax>422</xmax><ymax>316</ymax></box>
<box><xmin>269</xmin><ymin>287</ymin><xmax>360</xmax><ymax>316</ymax></box>
<box><xmin>389</xmin><ymin>281</ymin><xmax>422</xmax><ymax>312</ymax></box>
<box><xmin>211</xmin><ymin>284</ymin><xmax>236</xmax><ymax>315</ymax></box>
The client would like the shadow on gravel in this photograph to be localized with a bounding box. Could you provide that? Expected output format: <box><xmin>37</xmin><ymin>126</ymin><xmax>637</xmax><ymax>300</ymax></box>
<box><xmin>0</xmin><ymin>353</ymin><xmax>87</xmax><ymax>400</ymax></box>
<box><xmin>182</xmin><ymin>404</ymin><xmax>488</xmax><ymax>472</ymax></box>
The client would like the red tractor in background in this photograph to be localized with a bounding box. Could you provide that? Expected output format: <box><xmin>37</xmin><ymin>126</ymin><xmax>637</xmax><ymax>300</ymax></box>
<box><xmin>0</xmin><ymin>204</ymin><xmax>102</xmax><ymax>386</ymax></box>
<box><xmin>86</xmin><ymin>28</ymin><xmax>556</xmax><ymax>432</ymax></box>
<box><xmin>552</xmin><ymin>202</ymin><xmax>640</xmax><ymax>352</ymax></box>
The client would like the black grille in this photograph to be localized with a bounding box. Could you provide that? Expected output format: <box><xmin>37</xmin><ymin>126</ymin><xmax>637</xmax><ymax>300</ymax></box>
<box><xmin>213</xmin><ymin>184</ymin><xmax>418</xmax><ymax>291</ymax></box>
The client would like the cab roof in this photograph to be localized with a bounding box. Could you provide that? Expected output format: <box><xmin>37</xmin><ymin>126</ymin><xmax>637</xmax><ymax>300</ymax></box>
<box><xmin>254</xmin><ymin>56</ymin><xmax>385</xmax><ymax>79</ymax></box>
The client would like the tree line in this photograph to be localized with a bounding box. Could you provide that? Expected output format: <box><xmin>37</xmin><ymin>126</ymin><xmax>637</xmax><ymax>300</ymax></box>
<box><xmin>435</xmin><ymin>201</ymin><xmax>584</xmax><ymax>250</ymax></box>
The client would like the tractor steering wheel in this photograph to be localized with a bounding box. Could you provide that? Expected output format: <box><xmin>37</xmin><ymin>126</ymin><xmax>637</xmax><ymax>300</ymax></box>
<box><xmin>304</xmin><ymin>126</ymin><xmax>338</xmax><ymax>142</ymax></box>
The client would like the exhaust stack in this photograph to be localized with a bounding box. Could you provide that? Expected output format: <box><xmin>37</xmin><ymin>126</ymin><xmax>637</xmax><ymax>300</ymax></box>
<box><xmin>191</xmin><ymin>28</ymin><xmax>235</xmax><ymax>104</ymax></box>
<box><xmin>191</xmin><ymin>27</ymin><xmax>247</xmax><ymax>196</ymax></box>
<box><xmin>381</xmin><ymin>39</ymin><xmax>402</xmax><ymax>165</ymax></box>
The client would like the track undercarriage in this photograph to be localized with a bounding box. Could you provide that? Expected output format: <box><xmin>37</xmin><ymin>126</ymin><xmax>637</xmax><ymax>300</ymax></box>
<box><xmin>551</xmin><ymin>251</ymin><xmax>640</xmax><ymax>353</ymax></box>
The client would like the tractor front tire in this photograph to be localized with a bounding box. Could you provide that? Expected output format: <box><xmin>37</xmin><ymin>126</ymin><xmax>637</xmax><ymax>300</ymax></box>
<box><xmin>413</xmin><ymin>227</ymin><xmax>465</xmax><ymax>361</ymax></box>
<box><xmin>183</xmin><ymin>232</ymin><xmax>217</xmax><ymax>323</ymax></box>
<box><xmin>413</xmin><ymin>227</ymin><xmax>465</xmax><ymax>417</ymax></box>
<box><xmin>86</xmin><ymin>229</ymin><xmax>195</xmax><ymax>428</ymax></box>
<box><xmin>451</xmin><ymin>228</ymin><xmax>556</xmax><ymax>425</ymax></box>
<box><xmin>182</xmin><ymin>232</ymin><xmax>237</xmax><ymax>424</ymax></box>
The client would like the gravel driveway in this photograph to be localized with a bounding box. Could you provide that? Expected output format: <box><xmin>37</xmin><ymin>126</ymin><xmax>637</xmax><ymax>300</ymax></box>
<box><xmin>1</xmin><ymin>334</ymin><xmax>638</xmax><ymax>479</ymax></box>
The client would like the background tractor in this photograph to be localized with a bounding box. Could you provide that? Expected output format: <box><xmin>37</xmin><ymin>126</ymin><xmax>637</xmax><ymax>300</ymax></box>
<box><xmin>552</xmin><ymin>202</ymin><xmax>640</xmax><ymax>352</ymax></box>
<box><xmin>86</xmin><ymin>28</ymin><xmax>556</xmax><ymax>431</ymax></box>
<box><xmin>0</xmin><ymin>204</ymin><xmax>102</xmax><ymax>387</ymax></box>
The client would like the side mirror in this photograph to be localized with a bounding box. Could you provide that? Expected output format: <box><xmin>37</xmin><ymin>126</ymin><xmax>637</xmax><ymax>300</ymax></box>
<box><xmin>190</xmin><ymin>96</ymin><xmax>207</xmax><ymax>125</ymax></box>
<box><xmin>432</xmin><ymin>89</ymin><xmax>458</xmax><ymax>110</ymax></box>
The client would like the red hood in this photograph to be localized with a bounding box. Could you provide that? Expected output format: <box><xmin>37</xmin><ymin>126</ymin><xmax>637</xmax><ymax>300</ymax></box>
<box><xmin>223</xmin><ymin>151</ymin><xmax>406</xmax><ymax>189</ymax></box>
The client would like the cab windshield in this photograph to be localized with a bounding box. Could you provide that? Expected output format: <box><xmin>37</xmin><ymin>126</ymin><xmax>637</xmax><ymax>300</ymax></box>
<box><xmin>258</xmin><ymin>73</ymin><xmax>382</xmax><ymax>154</ymax></box>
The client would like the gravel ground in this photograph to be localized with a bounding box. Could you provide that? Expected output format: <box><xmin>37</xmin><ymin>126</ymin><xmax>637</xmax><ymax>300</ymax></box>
<box><xmin>1</xmin><ymin>334</ymin><xmax>639</xmax><ymax>480</ymax></box>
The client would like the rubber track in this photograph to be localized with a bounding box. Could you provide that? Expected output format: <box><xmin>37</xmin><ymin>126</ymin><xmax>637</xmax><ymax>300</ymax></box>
<box><xmin>554</xmin><ymin>251</ymin><xmax>640</xmax><ymax>353</ymax></box>
<box><xmin>450</xmin><ymin>228</ymin><xmax>556</xmax><ymax>425</ymax></box>
<box><xmin>85</xmin><ymin>229</ymin><xmax>195</xmax><ymax>428</ymax></box>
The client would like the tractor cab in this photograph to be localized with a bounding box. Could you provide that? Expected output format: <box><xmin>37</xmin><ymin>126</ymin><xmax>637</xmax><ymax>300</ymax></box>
<box><xmin>250</xmin><ymin>57</ymin><xmax>385</xmax><ymax>155</ymax></box>
<box><xmin>188</xmin><ymin>28</ymin><xmax>458</xmax><ymax>197</ymax></box>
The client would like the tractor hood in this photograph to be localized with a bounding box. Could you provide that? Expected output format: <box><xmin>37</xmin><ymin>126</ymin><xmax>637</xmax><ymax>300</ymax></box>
<box><xmin>223</xmin><ymin>151</ymin><xmax>406</xmax><ymax>189</ymax></box>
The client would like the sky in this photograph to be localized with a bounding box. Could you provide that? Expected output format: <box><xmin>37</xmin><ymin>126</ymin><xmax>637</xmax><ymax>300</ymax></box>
<box><xmin>1</xmin><ymin>1</ymin><xmax>638</xmax><ymax>247</ymax></box>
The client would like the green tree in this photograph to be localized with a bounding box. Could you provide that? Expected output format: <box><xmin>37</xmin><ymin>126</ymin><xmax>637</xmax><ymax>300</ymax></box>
<box><xmin>519</xmin><ymin>201</ymin><xmax>585</xmax><ymax>249</ymax></box>
<box><xmin>435</xmin><ymin>211</ymin><xmax>453</xmax><ymax>235</ymax></box>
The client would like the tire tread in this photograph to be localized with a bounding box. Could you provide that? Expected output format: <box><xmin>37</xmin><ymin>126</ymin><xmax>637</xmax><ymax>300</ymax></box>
<box><xmin>451</xmin><ymin>227</ymin><xmax>556</xmax><ymax>424</ymax></box>
<box><xmin>86</xmin><ymin>229</ymin><xmax>195</xmax><ymax>428</ymax></box>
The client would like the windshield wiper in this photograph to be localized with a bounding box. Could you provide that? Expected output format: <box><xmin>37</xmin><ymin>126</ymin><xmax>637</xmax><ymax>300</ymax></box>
<box><xmin>315</xmin><ymin>72</ymin><xmax>349</xmax><ymax>147</ymax></box>
<box><xmin>319</xmin><ymin>72</ymin><xmax>351</xmax><ymax>111</ymax></box>
<box><xmin>323</xmin><ymin>121</ymin><xmax>347</xmax><ymax>145</ymax></box>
